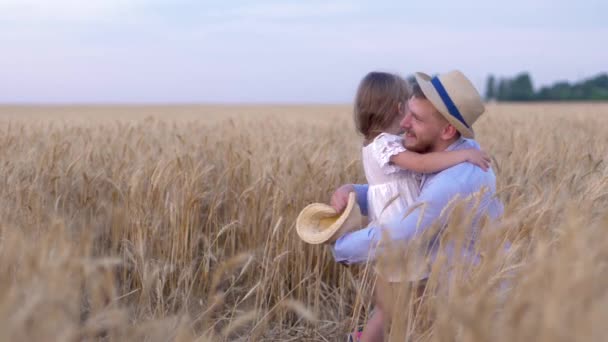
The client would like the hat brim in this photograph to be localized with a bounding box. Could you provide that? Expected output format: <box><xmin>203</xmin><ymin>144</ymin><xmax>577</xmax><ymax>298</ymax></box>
<box><xmin>296</xmin><ymin>192</ymin><xmax>362</xmax><ymax>244</ymax></box>
<box><xmin>414</xmin><ymin>72</ymin><xmax>475</xmax><ymax>139</ymax></box>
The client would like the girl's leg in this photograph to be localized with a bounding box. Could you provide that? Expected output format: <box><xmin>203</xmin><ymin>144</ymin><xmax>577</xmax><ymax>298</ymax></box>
<box><xmin>358</xmin><ymin>278</ymin><xmax>391</xmax><ymax>342</ymax></box>
<box><xmin>359</xmin><ymin>308</ymin><xmax>385</xmax><ymax>342</ymax></box>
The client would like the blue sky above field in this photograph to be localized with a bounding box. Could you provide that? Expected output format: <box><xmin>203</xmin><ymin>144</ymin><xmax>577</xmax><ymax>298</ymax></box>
<box><xmin>1</xmin><ymin>0</ymin><xmax>606</xmax><ymax>104</ymax></box>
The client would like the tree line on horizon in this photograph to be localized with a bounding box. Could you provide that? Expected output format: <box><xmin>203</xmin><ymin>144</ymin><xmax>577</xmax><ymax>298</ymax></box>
<box><xmin>484</xmin><ymin>72</ymin><xmax>608</xmax><ymax>102</ymax></box>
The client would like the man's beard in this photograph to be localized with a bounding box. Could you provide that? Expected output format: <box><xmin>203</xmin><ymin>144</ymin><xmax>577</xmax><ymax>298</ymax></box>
<box><xmin>403</xmin><ymin>130</ymin><xmax>435</xmax><ymax>153</ymax></box>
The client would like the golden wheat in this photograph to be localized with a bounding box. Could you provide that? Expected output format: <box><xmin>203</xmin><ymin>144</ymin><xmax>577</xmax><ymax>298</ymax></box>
<box><xmin>0</xmin><ymin>103</ymin><xmax>605</xmax><ymax>341</ymax></box>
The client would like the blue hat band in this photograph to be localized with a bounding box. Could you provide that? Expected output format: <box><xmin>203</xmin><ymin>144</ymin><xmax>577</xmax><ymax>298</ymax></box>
<box><xmin>430</xmin><ymin>76</ymin><xmax>470</xmax><ymax>129</ymax></box>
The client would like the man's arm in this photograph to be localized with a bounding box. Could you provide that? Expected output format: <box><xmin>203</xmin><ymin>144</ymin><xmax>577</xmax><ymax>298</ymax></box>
<box><xmin>331</xmin><ymin>170</ymin><xmax>463</xmax><ymax>264</ymax></box>
<box><xmin>353</xmin><ymin>184</ymin><xmax>369</xmax><ymax>216</ymax></box>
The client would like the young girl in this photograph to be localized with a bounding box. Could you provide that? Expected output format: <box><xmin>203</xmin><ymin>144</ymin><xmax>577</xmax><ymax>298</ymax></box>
<box><xmin>348</xmin><ymin>72</ymin><xmax>489</xmax><ymax>342</ymax></box>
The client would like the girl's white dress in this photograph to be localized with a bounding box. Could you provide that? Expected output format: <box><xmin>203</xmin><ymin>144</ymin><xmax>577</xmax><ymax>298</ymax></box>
<box><xmin>361</xmin><ymin>133</ymin><xmax>421</xmax><ymax>227</ymax></box>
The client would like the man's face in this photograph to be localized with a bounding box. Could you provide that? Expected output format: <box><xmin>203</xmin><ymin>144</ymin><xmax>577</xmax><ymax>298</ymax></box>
<box><xmin>400</xmin><ymin>97</ymin><xmax>447</xmax><ymax>153</ymax></box>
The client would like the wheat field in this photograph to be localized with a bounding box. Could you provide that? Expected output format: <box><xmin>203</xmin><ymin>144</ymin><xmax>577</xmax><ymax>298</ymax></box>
<box><xmin>0</xmin><ymin>103</ymin><xmax>606</xmax><ymax>341</ymax></box>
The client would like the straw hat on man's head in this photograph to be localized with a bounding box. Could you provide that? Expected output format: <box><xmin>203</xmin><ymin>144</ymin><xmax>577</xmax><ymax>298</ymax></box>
<box><xmin>296</xmin><ymin>192</ymin><xmax>363</xmax><ymax>245</ymax></box>
<box><xmin>414</xmin><ymin>70</ymin><xmax>485</xmax><ymax>139</ymax></box>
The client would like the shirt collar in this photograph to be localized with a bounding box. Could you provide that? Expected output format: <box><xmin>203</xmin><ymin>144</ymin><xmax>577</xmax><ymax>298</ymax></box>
<box><xmin>445</xmin><ymin>137</ymin><xmax>467</xmax><ymax>152</ymax></box>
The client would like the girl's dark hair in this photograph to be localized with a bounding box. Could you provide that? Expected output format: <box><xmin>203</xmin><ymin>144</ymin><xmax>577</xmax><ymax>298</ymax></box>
<box><xmin>354</xmin><ymin>72</ymin><xmax>410</xmax><ymax>142</ymax></box>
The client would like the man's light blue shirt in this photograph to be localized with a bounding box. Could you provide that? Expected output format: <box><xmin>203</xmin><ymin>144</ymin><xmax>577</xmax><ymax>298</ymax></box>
<box><xmin>331</xmin><ymin>138</ymin><xmax>504</xmax><ymax>264</ymax></box>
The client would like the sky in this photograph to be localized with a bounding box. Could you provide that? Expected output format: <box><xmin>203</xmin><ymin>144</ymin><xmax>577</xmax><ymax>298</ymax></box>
<box><xmin>0</xmin><ymin>0</ymin><xmax>606</xmax><ymax>104</ymax></box>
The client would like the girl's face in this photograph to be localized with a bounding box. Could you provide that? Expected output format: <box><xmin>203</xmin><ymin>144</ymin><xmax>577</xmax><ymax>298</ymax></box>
<box><xmin>384</xmin><ymin>102</ymin><xmax>407</xmax><ymax>136</ymax></box>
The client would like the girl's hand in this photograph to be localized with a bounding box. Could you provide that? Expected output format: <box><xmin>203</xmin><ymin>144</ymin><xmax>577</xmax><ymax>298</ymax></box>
<box><xmin>465</xmin><ymin>149</ymin><xmax>491</xmax><ymax>171</ymax></box>
<box><xmin>330</xmin><ymin>184</ymin><xmax>354</xmax><ymax>213</ymax></box>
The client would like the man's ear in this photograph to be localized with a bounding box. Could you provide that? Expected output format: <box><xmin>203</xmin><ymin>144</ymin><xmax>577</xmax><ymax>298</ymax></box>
<box><xmin>397</xmin><ymin>101</ymin><xmax>406</xmax><ymax>114</ymax></box>
<box><xmin>440</xmin><ymin>124</ymin><xmax>459</xmax><ymax>140</ymax></box>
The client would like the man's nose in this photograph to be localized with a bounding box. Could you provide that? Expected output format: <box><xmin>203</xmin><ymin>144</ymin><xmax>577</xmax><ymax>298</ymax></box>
<box><xmin>400</xmin><ymin>113</ymin><xmax>411</xmax><ymax>128</ymax></box>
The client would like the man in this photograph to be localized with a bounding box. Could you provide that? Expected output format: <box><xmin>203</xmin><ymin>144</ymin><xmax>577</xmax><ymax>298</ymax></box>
<box><xmin>331</xmin><ymin>70</ymin><xmax>504</xmax><ymax>341</ymax></box>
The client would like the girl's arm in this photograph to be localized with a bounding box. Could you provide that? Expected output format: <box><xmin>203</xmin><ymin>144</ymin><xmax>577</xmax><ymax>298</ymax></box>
<box><xmin>390</xmin><ymin>148</ymin><xmax>491</xmax><ymax>173</ymax></box>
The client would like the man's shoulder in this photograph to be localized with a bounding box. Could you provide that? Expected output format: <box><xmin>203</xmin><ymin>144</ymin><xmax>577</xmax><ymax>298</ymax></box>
<box><xmin>443</xmin><ymin>161</ymin><xmax>493</xmax><ymax>180</ymax></box>
<box><xmin>432</xmin><ymin>159</ymin><xmax>496</xmax><ymax>191</ymax></box>
<box><xmin>423</xmin><ymin>138</ymin><xmax>495</xmax><ymax>190</ymax></box>
<box><xmin>451</xmin><ymin>138</ymin><xmax>481</xmax><ymax>151</ymax></box>
<box><xmin>445</xmin><ymin>138</ymin><xmax>491</xmax><ymax>183</ymax></box>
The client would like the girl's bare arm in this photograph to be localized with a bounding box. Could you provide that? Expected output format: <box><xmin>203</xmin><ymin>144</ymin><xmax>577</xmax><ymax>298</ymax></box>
<box><xmin>390</xmin><ymin>148</ymin><xmax>491</xmax><ymax>173</ymax></box>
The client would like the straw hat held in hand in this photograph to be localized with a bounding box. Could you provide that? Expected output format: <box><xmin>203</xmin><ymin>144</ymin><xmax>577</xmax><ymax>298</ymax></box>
<box><xmin>296</xmin><ymin>192</ymin><xmax>364</xmax><ymax>244</ymax></box>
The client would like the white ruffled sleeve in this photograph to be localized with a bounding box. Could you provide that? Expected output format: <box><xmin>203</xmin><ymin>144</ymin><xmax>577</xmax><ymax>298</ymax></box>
<box><xmin>371</xmin><ymin>133</ymin><xmax>407</xmax><ymax>174</ymax></box>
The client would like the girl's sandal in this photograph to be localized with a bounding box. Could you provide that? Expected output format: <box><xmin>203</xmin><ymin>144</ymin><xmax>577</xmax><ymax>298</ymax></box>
<box><xmin>347</xmin><ymin>329</ymin><xmax>363</xmax><ymax>342</ymax></box>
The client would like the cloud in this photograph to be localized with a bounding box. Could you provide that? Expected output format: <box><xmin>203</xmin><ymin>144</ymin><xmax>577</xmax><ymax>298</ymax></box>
<box><xmin>0</xmin><ymin>0</ymin><xmax>606</xmax><ymax>103</ymax></box>
<box><xmin>228</xmin><ymin>1</ymin><xmax>360</xmax><ymax>19</ymax></box>
<box><xmin>0</xmin><ymin>0</ymin><xmax>130</xmax><ymax>22</ymax></box>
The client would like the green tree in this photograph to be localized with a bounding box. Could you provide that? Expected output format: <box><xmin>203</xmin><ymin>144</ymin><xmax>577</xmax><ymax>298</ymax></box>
<box><xmin>496</xmin><ymin>78</ymin><xmax>511</xmax><ymax>101</ymax></box>
<box><xmin>509</xmin><ymin>72</ymin><xmax>535</xmax><ymax>101</ymax></box>
<box><xmin>485</xmin><ymin>74</ymin><xmax>496</xmax><ymax>100</ymax></box>
<box><xmin>500</xmin><ymin>72</ymin><xmax>608</xmax><ymax>101</ymax></box>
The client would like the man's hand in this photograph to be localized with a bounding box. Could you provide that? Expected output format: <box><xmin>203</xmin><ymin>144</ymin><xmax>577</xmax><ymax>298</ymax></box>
<box><xmin>330</xmin><ymin>184</ymin><xmax>355</xmax><ymax>213</ymax></box>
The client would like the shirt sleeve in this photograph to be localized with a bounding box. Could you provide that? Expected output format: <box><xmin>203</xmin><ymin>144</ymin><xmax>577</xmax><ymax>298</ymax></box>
<box><xmin>353</xmin><ymin>184</ymin><xmax>369</xmax><ymax>216</ymax></box>
<box><xmin>372</xmin><ymin>133</ymin><xmax>407</xmax><ymax>175</ymax></box>
<box><xmin>332</xmin><ymin>170</ymin><xmax>463</xmax><ymax>264</ymax></box>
